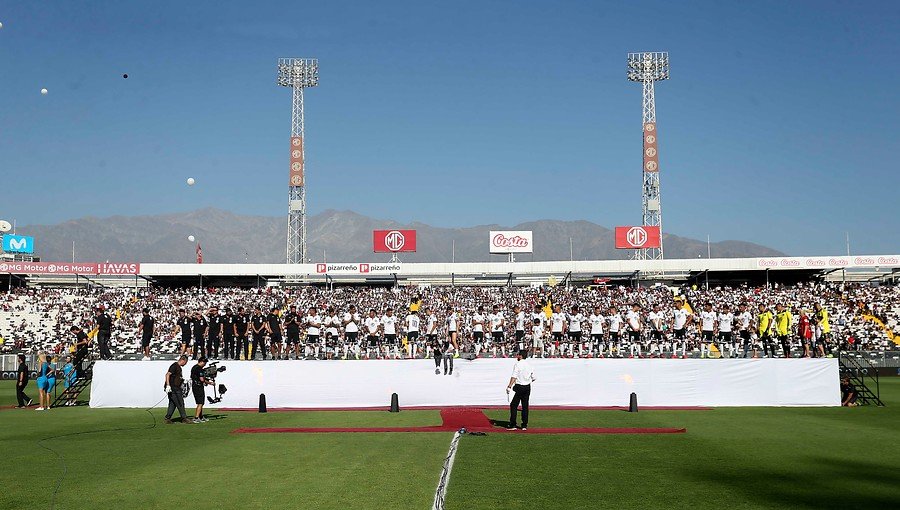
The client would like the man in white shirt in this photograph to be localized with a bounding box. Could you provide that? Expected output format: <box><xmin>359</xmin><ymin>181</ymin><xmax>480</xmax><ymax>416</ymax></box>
<box><xmin>424</xmin><ymin>307</ymin><xmax>439</xmax><ymax>359</ymax></box>
<box><xmin>607</xmin><ymin>306</ymin><xmax>623</xmax><ymax>358</ymax></box>
<box><xmin>405</xmin><ymin>309</ymin><xmax>421</xmax><ymax>359</ymax></box>
<box><xmin>446</xmin><ymin>306</ymin><xmax>459</xmax><ymax>352</ymax></box>
<box><xmin>489</xmin><ymin>305</ymin><xmax>506</xmax><ymax>357</ymax></box>
<box><xmin>717</xmin><ymin>304</ymin><xmax>735</xmax><ymax>358</ymax></box>
<box><xmin>625</xmin><ymin>304</ymin><xmax>643</xmax><ymax>358</ymax></box>
<box><xmin>343</xmin><ymin>305</ymin><xmax>361</xmax><ymax>359</ymax></box>
<box><xmin>672</xmin><ymin>299</ymin><xmax>690</xmax><ymax>359</ymax></box>
<box><xmin>303</xmin><ymin>307</ymin><xmax>322</xmax><ymax>359</ymax></box>
<box><xmin>506</xmin><ymin>349</ymin><xmax>536</xmax><ymax>431</ymax></box>
<box><xmin>381</xmin><ymin>307</ymin><xmax>399</xmax><ymax>359</ymax></box>
<box><xmin>549</xmin><ymin>305</ymin><xmax>566</xmax><ymax>358</ymax></box>
<box><xmin>530</xmin><ymin>318</ymin><xmax>545</xmax><ymax>358</ymax></box>
<box><xmin>699</xmin><ymin>303</ymin><xmax>717</xmax><ymax>358</ymax></box>
<box><xmin>531</xmin><ymin>304</ymin><xmax>546</xmax><ymax>333</ymax></box>
<box><xmin>364</xmin><ymin>309</ymin><xmax>381</xmax><ymax>359</ymax></box>
<box><xmin>472</xmin><ymin>306</ymin><xmax>486</xmax><ymax>357</ymax></box>
<box><xmin>588</xmin><ymin>306</ymin><xmax>605</xmax><ymax>358</ymax></box>
<box><xmin>325</xmin><ymin>307</ymin><xmax>340</xmax><ymax>360</ymax></box>
<box><xmin>513</xmin><ymin>305</ymin><xmax>526</xmax><ymax>350</ymax></box>
<box><xmin>567</xmin><ymin>305</ymin><xmax>585</xmax><ymax>358</ymax></box>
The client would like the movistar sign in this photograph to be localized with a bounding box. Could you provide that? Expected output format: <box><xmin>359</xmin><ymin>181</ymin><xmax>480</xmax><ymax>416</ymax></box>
<box><xmin>2</xmin><ymin>234</ymin><xmax>34</xmax><ymax>254</ymax></box>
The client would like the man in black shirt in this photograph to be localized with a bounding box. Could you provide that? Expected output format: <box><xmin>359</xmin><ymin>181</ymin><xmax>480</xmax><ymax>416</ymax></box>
<box><xmin>190</xmin><ymin>357</ymin><xmax>210</xmax><ymax>423</ymax></box>
<box><xmin>70</xmin><ymin>325</ymin><xmax>91</xmax><ymax>377</ymax></box>
<box><xmin>172</xmin><ymin>309</ymin><xmax>192</xmax><ymax>356</ymax></box>
<box><xmin>283</xmin><ymin>305</ymin><xmax>302</xmax><ymax>360</ymax></box>
<box><xmin>15</xmin><ymin>354</ymin><xmax>32</xmax><ymax>408</ymax></box>
<box><xmin>249</xmin><ymin>307</ymin><xmax>267</xmax><ymax>360</ymax></box>
<box><xmin>137</xmin><ymin>308</ymin><xmax>154</xmax><ymax>360</ymax></box>
<box><xmin>234</xmin><ymin>307</ymin><xmax>249</xmax><ymax>360</ymax></box>
<box><xmin>222</xmin><ymin>307</ymin><xmax>236</xmax><ymax>360</ymax></box>
<box><xmin>841</xmin><ymin>377</ymin><xmax>858</xmax><ymax>407</ymax></box>
<box><xmin>164</xmin><ymin>355</ymin><xmax>189</xmax><ymax>423</ymax></box>
<box><xmin>207</xmin><ymin>307</ymin><xmax>223</xmax><ymax>360</ymax></box>
<box><xmin>95</xmin><ymin>306</ymin><xmax>114</xmax><ymax>360</ymax></box>
<box><xmin>267</xmin><ymin>307</ymin><xmax>283</xmax><ymax>360</ymax></box>
<box><xmin>191</xmin><ymin>311</ymin><xmax>208</xmax><ymax>360</ymax></box>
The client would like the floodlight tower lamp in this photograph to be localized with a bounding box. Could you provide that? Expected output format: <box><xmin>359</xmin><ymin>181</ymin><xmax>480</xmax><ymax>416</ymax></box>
<box><xmin>626</xmin><ymin>51</ymin><xmax>669</xmax><ymax>261</ymax></box>
<box><xmin>277</xmin><ymin>58</ymin><xmax>319</xmax><ymax>265</ymax></box>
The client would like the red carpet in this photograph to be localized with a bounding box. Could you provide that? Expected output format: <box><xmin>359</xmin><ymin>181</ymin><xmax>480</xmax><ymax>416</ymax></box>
<box><xmin>231</xmin><ymin>407</ymin><xmax>686</xmax><ymax>435</ymax></box>
<box><xmin>221</xmin><ymin>405</ymin><xmax>709</xmax><ymax>412</ymax></box>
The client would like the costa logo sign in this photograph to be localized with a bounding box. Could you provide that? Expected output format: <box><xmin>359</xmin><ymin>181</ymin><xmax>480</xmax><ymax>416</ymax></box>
<box><xmin>373</xmin><ymin>230</ymin><xmax>417</xmax><ymax>253</ymax></box>
<box><xmin>489</xmin><ymin>231</ymin><xmax>533</xmax><ymax>254</ymax></box>
<box><xmin>614</xmin><ymin>226</ymin><xmax>661</xmax><ymax>249</ymax></box>
<box><xmin>756</xmin><ymin>256</ymin><xmax>900</xmax><ymax>269</ymax></box>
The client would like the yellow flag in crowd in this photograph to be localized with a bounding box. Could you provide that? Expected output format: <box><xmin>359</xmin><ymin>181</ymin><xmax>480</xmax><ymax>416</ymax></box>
<box><xmin>88</xmin><ymin>327</ymin><xmax>99</xmax><ymax>339</ymax></box>
<box><xmin>543</xmin><ymin>300</ymin><xmax>553</xmax><ymax>319</ymax></box>
<box><xmin>677</xmin><ymin>296</ymin><xmax>694</xmax><ymax>315</ymax></box>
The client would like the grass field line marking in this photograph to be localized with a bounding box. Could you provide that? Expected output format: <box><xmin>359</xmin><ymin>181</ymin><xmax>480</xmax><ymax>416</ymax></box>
<box><xmin>432</xmin><ymin>430</ymin><xmax>462</xmax><ymax>510</ymax></box>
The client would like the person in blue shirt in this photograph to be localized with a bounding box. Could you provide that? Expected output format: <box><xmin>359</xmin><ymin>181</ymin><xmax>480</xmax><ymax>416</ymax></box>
<box><xmin>35</xmin><ymin>353</ymin><xmax>55</xmax><ymax>411</ymax></box>
<box><xmin>61</xmin><ymin>356</ymin><xmax>78</xmax><ymax>406</ymax></box>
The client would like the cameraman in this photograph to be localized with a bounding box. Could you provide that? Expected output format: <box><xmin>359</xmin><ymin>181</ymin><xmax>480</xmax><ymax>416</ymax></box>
<box><xmin>164</xmin><ymin>355</ymin><xmax>189</xmax><ymax>424</ymax></box>
<box><xmin>190</xmin><ymin>357</ymin><xmax>211</xmax><ymax>423</ymax></box>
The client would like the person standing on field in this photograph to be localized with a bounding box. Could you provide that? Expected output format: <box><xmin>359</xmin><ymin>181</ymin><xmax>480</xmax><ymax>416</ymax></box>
<box><xmin>506</xmin><ymin>349</ymin><xmax>536</xmax><ymax>431</ymax></box>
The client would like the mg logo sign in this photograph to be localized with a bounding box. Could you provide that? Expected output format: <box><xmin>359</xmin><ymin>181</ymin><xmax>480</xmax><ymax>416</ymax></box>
<box><xmin>373</xmin><ymin>230</ymin><xmax>417</xmax><ymax>253</ymax></box>
<box><xmin>383</xmin><ymin>230</ymin><xmax>405</xmax><ymax>252</ymax></box>
<box><xmin>626</xmin><ymin>227</ymin><xmax>648</xmax><ymax>248</ymax></box>
<box><xmin>614</xmin><ymin>226</ymin><xmax>660</xmax><ymax>249</ymax></box>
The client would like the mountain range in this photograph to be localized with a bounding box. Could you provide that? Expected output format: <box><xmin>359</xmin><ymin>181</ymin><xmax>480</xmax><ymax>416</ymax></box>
<box><xmin>16</xmin><ymin>208</ymin><xmax>785</xmax><ymax>264</ymax></box>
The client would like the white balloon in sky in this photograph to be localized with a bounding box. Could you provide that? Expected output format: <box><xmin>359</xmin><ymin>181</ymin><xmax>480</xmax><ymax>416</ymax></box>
<box><xmin>186</xmin><ymin>177</ymin><xmax>195</xmax><ymax>186</ymax></box>
<box><xmin>188</xmin><ymin>235</ymin><xmax>195</xmax><ymax>242</ymax></box>
<box><xmin>40</xmin><ymin>88</ymin><xmax>48</xmax><ymax>95</ymax></box>
<box><xmin>0</xmin><ymin>22</ymin><xmax>4</xmax><ymax>29</ymax></box>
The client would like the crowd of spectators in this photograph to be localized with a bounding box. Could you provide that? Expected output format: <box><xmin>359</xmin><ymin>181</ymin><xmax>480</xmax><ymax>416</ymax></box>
<box><xmin>1</xmin><ymin>281</ymin><xmax>897</xmax><ymax>360</ymax></box>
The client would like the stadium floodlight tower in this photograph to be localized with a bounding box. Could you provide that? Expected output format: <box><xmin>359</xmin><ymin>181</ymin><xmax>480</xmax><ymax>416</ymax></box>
<box><xmin>277</xmin><ymin>58</ymin><xmax>319</xmax><ymax>264</ymax></box>
<box><xmin>627</xmin><ymin>51</ymin><xmax>669</xmax><ymax>260</ymax></box>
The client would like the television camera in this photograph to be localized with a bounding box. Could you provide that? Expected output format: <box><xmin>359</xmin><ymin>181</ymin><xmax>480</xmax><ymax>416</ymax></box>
<box><xmin>200</xmin><ymin>361</ymin><xmax>228</xmax><ymax>404</ymax></box>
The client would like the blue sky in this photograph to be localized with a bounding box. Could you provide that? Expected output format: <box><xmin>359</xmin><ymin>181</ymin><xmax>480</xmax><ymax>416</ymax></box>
<box><xmin>1</xmin><ymin>0</ymin><xmax>898</xmax><ymax>256</ymax></box>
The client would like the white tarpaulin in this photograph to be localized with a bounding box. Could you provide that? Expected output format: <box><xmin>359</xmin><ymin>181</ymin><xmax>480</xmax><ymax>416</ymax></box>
<box><xmin>89</xmin><ymin>358</ymin><xmax>840</xmax><ymax>409</ymax></box>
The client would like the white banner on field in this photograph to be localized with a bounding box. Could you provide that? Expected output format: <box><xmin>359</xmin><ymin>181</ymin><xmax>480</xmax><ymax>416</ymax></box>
<box><xmin>89</xmin><ymin>358</ymin><xmax>839</xmax><ymax>409</ymax></box>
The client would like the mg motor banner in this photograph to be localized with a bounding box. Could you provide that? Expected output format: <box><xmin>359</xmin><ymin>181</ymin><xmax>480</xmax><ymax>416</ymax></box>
<box><xmin>0</xmin><ymin>261</ymin><xmax>140</xmax><ymax>275</ymax></box>
<box><xmin>615</xmin><ymin>226</ymin><xmax>661</xmax><ymax>249</ymax></box>
<box><xmin>373</xmin><ymin>230</ymin><xmax>417</xmax><ymax>253</ymax></box>
<box><xmin>489</xmin><ymin>231</ymin><xmax>533</xmax><ymax>254</ymax></box>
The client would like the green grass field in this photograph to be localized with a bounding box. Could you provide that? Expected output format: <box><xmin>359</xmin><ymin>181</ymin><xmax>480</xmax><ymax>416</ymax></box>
<box><xmin>2</xmin><ymin>379</ymin><xmax>898</xmax><ymax>510</ymax></box>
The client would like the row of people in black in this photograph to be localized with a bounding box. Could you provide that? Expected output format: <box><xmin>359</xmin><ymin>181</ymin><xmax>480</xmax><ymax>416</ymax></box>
<box><xmin>171</xmin><ymin>305</ymin><xmax>301</xmax><ymax>360</ymax></box>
